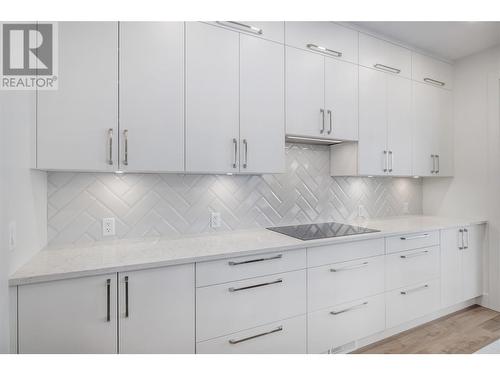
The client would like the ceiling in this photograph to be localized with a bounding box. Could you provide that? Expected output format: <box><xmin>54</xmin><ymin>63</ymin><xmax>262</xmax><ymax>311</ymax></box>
<box><xmin>351</xmin><ymin>22</ymin><xmax>500</xmax><ymax>61</ymax></box>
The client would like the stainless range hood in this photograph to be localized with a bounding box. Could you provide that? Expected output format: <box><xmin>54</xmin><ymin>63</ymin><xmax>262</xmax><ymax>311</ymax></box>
<box><xmin>285</xmin><ymin>135</ymin><xmax>344</xmax><ymax>145</ymax></box>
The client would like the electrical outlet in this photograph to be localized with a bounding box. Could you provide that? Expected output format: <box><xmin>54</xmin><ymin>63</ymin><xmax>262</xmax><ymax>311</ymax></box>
<box><xmin>210</xmin><ymin>212</ymin><xmax>221</xmax><ymax>229</ymax></box>
<box><xmin>102</xmin><ymin>218</ymin><xmax>116</xmax><ymax>236</ymax></box>
<box><xmin>403</xmin><ymin>202</ymin><xmax>409</xmax><ymax>214</ymax></box>
<box><xmin>8</xmin><ymin>221</ymin><xmax>16</xmax><ymax>251</ymax></box>
<box><xmin>358</xmin><ymin>205</ymin><xmax>367</xmax><ymax>218</ymax></box>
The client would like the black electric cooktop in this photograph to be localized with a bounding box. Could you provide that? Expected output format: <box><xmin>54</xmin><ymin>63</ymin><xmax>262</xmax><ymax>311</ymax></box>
<box><xmin>267</xmin><ymin>222</ymin><xmax>380</xmax><ymax>241</ymax></box>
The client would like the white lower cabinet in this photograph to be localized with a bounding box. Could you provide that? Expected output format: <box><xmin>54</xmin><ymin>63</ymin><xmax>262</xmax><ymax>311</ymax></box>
<box><xmin>18</xmin><ymin>274</ymin><xmax>118</xmax><ymax>354</ymax></box>
<box><xmin>118</xmin><ymin>264</ymin><xmax>195</xmax><ymax>354</ymax></box>
<box><xmin>308</xmin><ymin>294</ymin><xmax>386</xmax><ymax>354</ymax></box>
<box><xmin>196</xmin><ymin>315</ymin><xmax>306</xmax><ymax>354</ymax></box>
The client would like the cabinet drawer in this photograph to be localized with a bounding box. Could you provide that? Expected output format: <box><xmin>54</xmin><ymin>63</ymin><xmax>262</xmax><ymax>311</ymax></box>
<box><xmin>196</xmin><ymin>249</ymin><xmax>306</xmax><ymax>287</ymax></box>
<box><xmin>386</xmin><ymin>279</ymin><xmax>441</xmax><ymax>328</ymax></box>
<box><xmin>412</xmin><ymin>52</ymin><xmax>453</xmax><ymax>90</ymax></box>
<box><xmin>307</xmin><ymin>238</ymin><xmax>384</xmax><ymax>268</ymax></box>
<box><xmin>196</xmin><ymin>315</ymin><xmax>306</xmax><ymax>354</ymax></box>
<box><xmin>359</xmin><ymin>33</ymin><xmax>411</xmax><ymax>78</ymax></box>
<box><xmin>206</xmin><ymin>21</ymin><xmax>284</xmax><ymax>43</ymax></box>
<box><xmin>196</xmin><ymin>269</ymin><xmax>306</xmax><ymax>341</ymax></box>
<box><xmin>308</xmin><ymin>255</ymin><xmax>385</xmax><ymax>312</ymax></box>
<box><xmin>308</xmin><ymin>294</ymin><xmax>385</xmax><ymax>353</ymax></box>
<box><xmin>285</xmin><ymin>22</ymin><xmax>358</xmax><ymax>63</ymax></box>
<box><xmin>386</xmin><ymin>246</ymin><xmax>440</xmax><ymax>290</ymax></box>
<box><xmin>386</xmin><ymin>231</ymin><xmax>439</xmax><ymax>254</ymax></box>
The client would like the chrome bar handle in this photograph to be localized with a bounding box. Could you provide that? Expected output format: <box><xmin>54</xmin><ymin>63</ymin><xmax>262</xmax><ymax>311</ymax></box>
<box><xmin>400</xmin><ymin>250</ymin><xmax>429</xmax><ymax>259</ymax></box>
<box><xmin>242</xmin><ymin>139</ymin><xmax>248</xmax><ymax>169</ymax></box>
<box><xmin>319</xmin><ymin>109</ymin><xmax>325</xmax><ymax>134</ymax></box>
<box><xmin>106</xmin><ymin>279</ymin><xmax>111</xmax><ymax>322</ymax></box>
<box><xmin>431</xmin><ymin>154</ymin><xmax>435</xmax><ymax>174</ymax></box>
<box><xmin>327</xmin><ymin>109</ymin><xmax>333</xmax><ymax>134</ymax></box>
<box><xmin>401</xmin><ymin>284</ymin><xmax>429</xmax><ymax>295</ymax></box>
<box><xmin>122</xmin><ymin>129</ymin><xmax>129</xmax><ymax>166</ymax></box>
<box><xmin>436</xmin><ymin>155</ymin><xmax>440</xmax><ymax>174</ymax></box>
<box><xmin>330</xmin><ymin>301</ymin><xmax>368</xmax><ymax>315</ymax></box>
<box><xmin>330</xmin><ymin>261</ymin><xmax>369</xmax><ymax>272</ymax></box>
<box><xmin>388</xmin><ymin>150</ymin><xmax>393</xmax><ymax>172</ymax></box>
<box><xmin>424</xmin><ymin>77</ymin><xmax>445</xmax><ymax>87</ymax></box>
<box><xmin>458</xmin><ymin>228</ymin><xmax>464</xmax><ymax>250</ymax></box>
<box><xmin>463</xmin><ymin>228</ymin><xmax>469</xmax><ymax>249</ymax></box>
<box><xmin>232</xmin><ymin>138</ymin><xmax>238</xmax><ymax>169</ymax></box>
<box><xmin>307</xmin><ymin>43</ymin><xmax>342</xmax><ymax>58</ymax></box>
<box><xmin>125</xmin><ymin>276</ymin><xmax>129</xmax><ymax>318</ymax></box>
<box><xmin>400</xmin><ymin>233</ymin><xmax>430</xmax><ymax>240</ymax></box>
<box><xmin>228</xmin><ymin>254</ymin><xmax>282</xmax><ymax>266</ymax></box>
<box><xmin>216</xmin><ymin>21</ymin><xmax>263</xmax><ymax>35</ymax></box>
<box><xmin>107</xmin><ymin>128</ymin><xmax>113</xmax><ymax>165</ymax></box>
<box><xmin>228</xmin><ymin>278</ymin><xmax>283</xmax><ymax>292</ymax></box>
<box><xmin>229</xmin><ymin>326</ymin><xmax>283</xmax><ymax>345</ymax></box>
<box><xmin>374</xmin><ymin>63</ymin><xmax>401</xmax><ymax>74</ymax></box>
<box><xmin>383</xmin><ymin>150</ymin><xmax>388</xmax><ymax>172</ymax></box>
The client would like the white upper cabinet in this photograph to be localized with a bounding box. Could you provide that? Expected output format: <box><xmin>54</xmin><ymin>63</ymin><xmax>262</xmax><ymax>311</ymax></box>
<box><xmin>285</xmin><ymin>22</ymin><xmax>358</xmax><ymax>63</ymax></box>
<box><xmin>37</xmin><ymin>22</ymin><xmax>118</xmax><ymax>171</ymax></box>
<box><xmin>119</xmin><ymin>22</ymin><xmax>184</xmax><ymax>173</ymax></box>
<box><xmin>185</xmin><ymin>22</ymin><xmax>240</xmax><ymax>173</ymax></box>
<box><xmin>359</xmin><ymin>33</ymin><xmax>412</xmax><ymax>78</ymax></box>
<box><xmin>412</xmin><ymin>52</ymin><xmax>453</xmax><ymax>90</ymax></box>
<box><xmin>209</xmin><ymin>21</ymin><xmax>284</xmax><ymax>43</ymax></box>
<box><xmin>240</xmin><ymin>34</ymin><xmax>285</xmax><ymax>174</ymax></box>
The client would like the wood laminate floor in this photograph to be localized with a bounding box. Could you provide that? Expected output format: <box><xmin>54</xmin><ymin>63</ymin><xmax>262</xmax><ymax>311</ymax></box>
<box><xmin>354</xmin><ymin>305</ymin><xmax>500</xmax><ymax>354</ymax></box>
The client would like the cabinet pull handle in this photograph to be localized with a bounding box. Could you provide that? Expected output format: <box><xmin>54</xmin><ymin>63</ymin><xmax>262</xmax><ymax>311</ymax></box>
<box><xmin>436</xmin><ymin>155</ymin><xmax>440</xmax><ymax>174</ymax></box>
<box><xmin>463</xmin><ymin>228</ymin><xmax>469</xmax><ymax>249</ymax></box>
<box><xmin>107</xmin><ymin>129</ymin><xmax>113</xmax><ymax>165</ymax></box>
<box><xmin>242</xmin><ymin>139</ymin><xmax>248</xmax><ymax>169</ymax></box>
<box><xmin>431</xmin><ymin>154</ymin><xmax>436</xmax><ymax>174</ymax></box>
<box><xmin>458</xmin><ymin>228</ymin><xmax>464</xmax><ymax>250</ymax></box>
<box><xmin>388</xmin><ymin>150</ymin><xmax>393</xmax><ymax>172</ymax></box>
<box><xmin>320</xmin><ymin>108</ymin><xmax>325</xmax><ymax>134</ymax></box>
<box><xmin>228</xmin><ymin>278</ymin><xmax>283</xmax><ymax>292</ymax></box>
<box><xmin>383</xmin><ymin>150</ymin><xmax>388</xmax><ymax>172</ymax></box>
<box><xmin>228</xmin><ymin>254</ymin><xmax>282</xmax><ymax>266</ymax></box>
<box><xmin>400</xmin><ymin>250</ymin><xmax>429</xmax><ymax>259</ymax></box>
<box><xmin>122</xmin><ymin>129</ymin><xmax>129</xmax><ymax>166</ymax></box>
<box><xmin>330</xmin><ymin>301</ymin><xmax>368</xmax><ymax>315</ymax></box>
<box><xmin>306</xmin><ymin>43</ymin><xmax>342</xmax><ymax>58</ymax></box>
<box><xmin>327</xmin><ymin>109</ymin><xmax>333</xmax><ymax>134</ymax></box>
<box><xmin>125</xmin><ymin>276</ymin><xmax>129</xmax><ymax>318</ymax></box>
<box><xmin>401</xmin><ymin>284</ymin><xmax>429</xmax><ymax>295</ymax></box>
<box><xmin>232</xmin><ymin>138</ymin><xmax>238</xmax><ymax>169</ymax></box>
<box><xmin>400</xmin><ymin>233</ymin><xmax>430</xmax><ymax>240</ymax></box>
<box><xmin>330</xmin><ymin>261</ymin><xmax>369</xmax><ymax>272</ymax></box>
<box><xmin>216</xmin><ymin>21</ymin><xmax>263</xmax><ymax>35</ymax></box>
<box><xmin>424</xmin><ymin>77</ymin><xmax>445</xmax><ymax>87</ymax></box>
<box><xmin>374</xmin><ymin>63</ymin><xmax>401</xmax><ymax>74</ymax></box>
<box><xmin>229</xmin><ymin>326</ymin><xmax>283</xmax><ymax>345</ymax></box>
<box><xmin>106</xmin><ymin>278</ymin><xmax>111</xmax><ymax>322</ymax></box>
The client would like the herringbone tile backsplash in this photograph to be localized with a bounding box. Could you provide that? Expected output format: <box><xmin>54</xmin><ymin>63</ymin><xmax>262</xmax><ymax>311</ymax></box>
<box><xmin>47</xmin><ymin>143</ymin><xmax>422</xmax><ymax>245</ymax></box>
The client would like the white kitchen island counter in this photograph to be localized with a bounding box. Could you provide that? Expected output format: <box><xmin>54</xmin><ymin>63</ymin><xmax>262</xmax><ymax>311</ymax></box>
<box><xmin>9</xmin><ymin>215</ymin><xmax>486</xmax><ymax>286</ymax></box>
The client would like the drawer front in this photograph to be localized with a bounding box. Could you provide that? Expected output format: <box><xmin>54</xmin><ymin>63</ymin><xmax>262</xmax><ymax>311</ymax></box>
<box><xmin>206</xmin><ymin>21</ymin><xmax>284</xmax><ymax>44</ymax></box>
<box><xmin>359</xmin><ymin>33</ymin><xmax>411</xmax><ymax>78</ymax></box>
<box><xmin>308</xmin><ymin>294</ymin><xmax>385</xmax><ymax>354</ymax></box>
<box><xmin>308</xmin><ymin>255</ymin><xmax>385</xmax><ymax>312</ymax></box>
<box><xmin>196</xmin><ymin>269</ymin><xmax>306</xmax><ymax>341</ymax></box>
<box><xmin>196</xmin><ymin>249</ymin><xmax>306</xmax><ymax>287</ymax></box>
<box><xmin>412</xmin><ymin>52</ymin><xmax>453</xmax><ymax>90</ymax></box>
<box><xmin>196</xmin><ymin>315</ymin><xmax>306</xmax><ymax>354</ymax></box>
<box><xmin>386</xmin><ymin>231</ymin><xmax>439</xmax><ymax>254</ymax></box>
<box><xmin>307</xmin><ymin>238</ymin><xmax>385</xmax><ymax>268</ymax></box>
<box><xmin>285</xmin><ymin>21</ymin><xmax>358</xmax><ymax>63</ymax></box>
<box><xmin>386</xmin><ymin>278</ymin><xmax>441</xmax><ymax>328</ymax></box>
<box><xmin>386</xmin><ymin>246</ymin><xmax>440</xmax><ymax>290</ymax></box>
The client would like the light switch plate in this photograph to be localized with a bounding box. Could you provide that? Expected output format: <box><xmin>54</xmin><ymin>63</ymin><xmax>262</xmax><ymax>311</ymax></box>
<box><xmin>8</xmin><ymin>221</ymin><xmax>16</xmax><ymax>251</ymax></box>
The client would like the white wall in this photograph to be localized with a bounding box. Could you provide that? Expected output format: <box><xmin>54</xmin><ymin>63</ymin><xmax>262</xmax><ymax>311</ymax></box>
<box><xmin>422</xmin><ymin>45</ymin><xmax>500</xmax><ymax>310</ymax></box>
<box><xmin>0</xmin><ymin>91</ymin><xmax>47</xmax><ymax>352</ymax></box>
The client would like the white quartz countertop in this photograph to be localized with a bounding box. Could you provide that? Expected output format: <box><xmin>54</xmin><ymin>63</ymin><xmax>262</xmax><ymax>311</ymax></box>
<box><xmin>9</xmin><ymin>215</ymin><xmax>487</xmax><ymax>286</ymax></box>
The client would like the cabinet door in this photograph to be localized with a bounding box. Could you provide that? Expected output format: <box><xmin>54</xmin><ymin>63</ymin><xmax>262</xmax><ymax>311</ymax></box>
<box><xmin>186</xmin><ymin>22</ymin><xmax>239</xmax><ymax>173</ymax></box>
<box><xmin>324</xmin><ymin>58</ymin><xmax>358</xmax><ymax>140</ymax></box>
<box><xmin>462</xmin><ymin>225</ymin><xmax>484</xmax><ymax>300</ymax></box>
<box><xmin>435</xmin><ymin>88</ymin><xmax>453</xmax><ymax>176</ymax></box>
<box><xmin>18</xmin><ymin>274</ymin><xmax>117</xmax><ymax>353</ymax></box>
<box><xmin>119</xmin><ymin>264</ymin><xmax>195</xmax><ymax>354</ymax></box>
<box><xmin>387</xmin><ymin>75</ymin><xmax>412</xmax><ymax>175</ymax></box>
<box><xmin>240</xmin><ymin>35</ymin><xmax>285</xmax><ymax>174</ymax></box>
<box><xmin>119</xmin><ymin>22</ymin><xmax>184</xmax><ymax>172</ymax></box>
<box><xmin>37</xmin><ymin>22</ymin><xmax>118</xmax><ymax>171</ymax></box>
<box><xmin>440</xmin><ymin>228</ymin><xmax>462</xmax><ymax>307</ymax></box>
<box><xmin>285</xmin><ymin>46</ymin><xmax>325</xmax><ymax>138</ymax></box>
<box><xmin>358</xmin><ymin>67</ymin><xmax>387</xmax><ymax>175</ymax></box>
